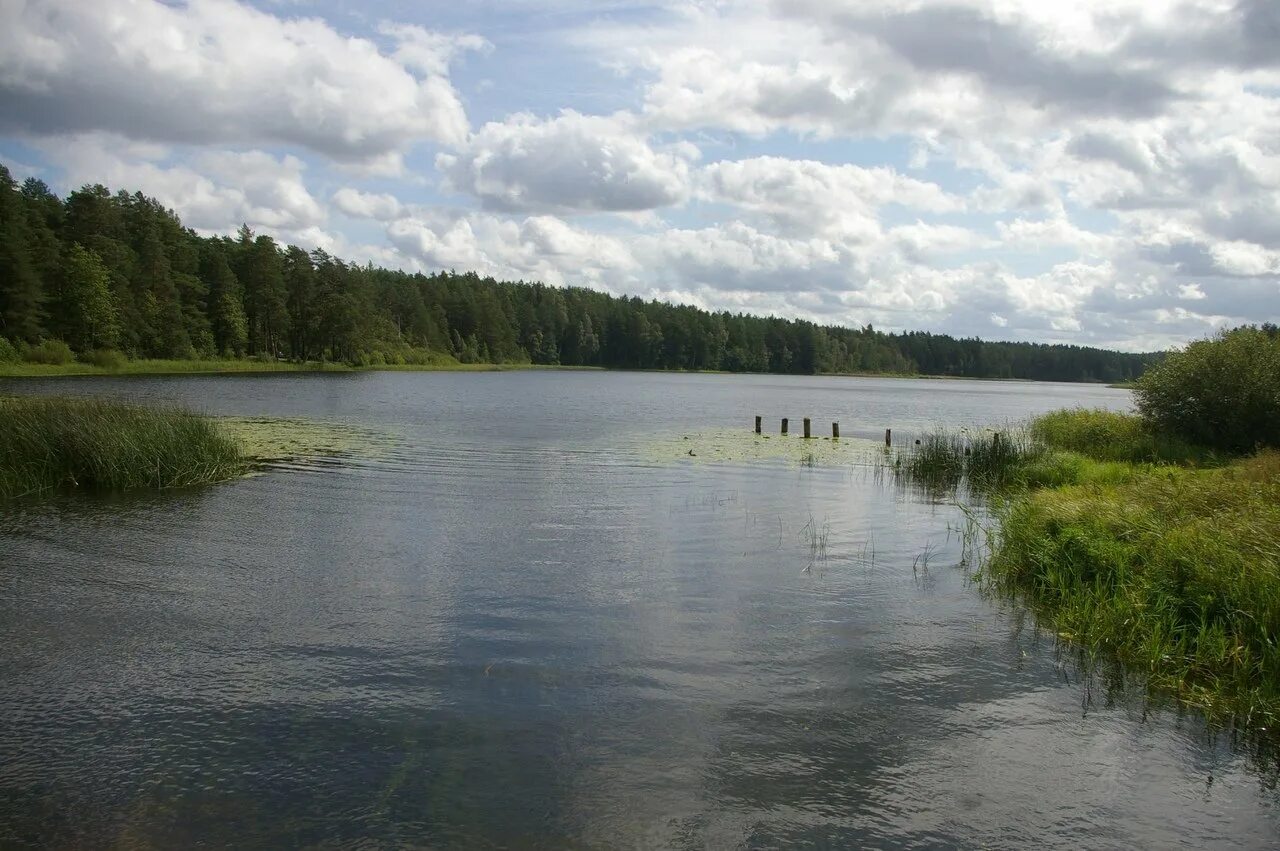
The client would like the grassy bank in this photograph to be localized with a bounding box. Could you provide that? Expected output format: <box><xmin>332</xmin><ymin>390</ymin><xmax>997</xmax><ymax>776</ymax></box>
<box><xmin>0</xmin><ymin>397</ymin><xmax>245</xmax><ymax>500</ymax></box>
<box><xmin>892</xmin><ymin>408</ymin><xmax>1278</xmax><ymax>729</ymax></box>
<box><xmin>0</xmin><ymin>357</ymin><xmax>588</xmax><ymax>379</ymax></box>
<box><xmin>985</xmin><ymin>452</ymin><xmax>1280</xmax><ymax>727</ymax></box>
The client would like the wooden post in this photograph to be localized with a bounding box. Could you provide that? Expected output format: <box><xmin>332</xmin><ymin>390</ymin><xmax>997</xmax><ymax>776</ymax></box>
<box><xmin>885</xmin><ymin>428</ymin><xmax>892</xmax><ymax>447</ymax></box>
<box><xmin>832</xmin><ymin>422</ymin><xmax>840</xmax><ymax>439</ymax></box>
<box><xmin>754</xmin><ymin>415</ymin><xmax>762</xmax><ymax>434</ymax></box>
<box><xmin>803</xmin><ymin>417</ymin><xmax>811</xmax><ymax>439</ymax></box>
<box><xmin>781</xmin><ymin>418</ymin><xmax>789</xmax><ymax>435</ymax></box>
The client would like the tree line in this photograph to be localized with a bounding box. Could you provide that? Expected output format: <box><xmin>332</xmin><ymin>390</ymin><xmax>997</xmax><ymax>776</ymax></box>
<box><xmin>0</xmin><ymin>166</ymin><xmax>1155</xmax><ymax>382</ymax></box>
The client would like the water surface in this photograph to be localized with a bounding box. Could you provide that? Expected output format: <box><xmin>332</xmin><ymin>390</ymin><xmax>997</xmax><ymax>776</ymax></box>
<box><xmin>2</xmin><ymin>372</ymin><xmax>1276</xmax><ymax>848</ymax></box>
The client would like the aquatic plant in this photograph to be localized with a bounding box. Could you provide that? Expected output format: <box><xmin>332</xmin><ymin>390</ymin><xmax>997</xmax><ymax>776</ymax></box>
<box><xmin>889</xmin><ymin>427</ymin><xmax>1040</xmax><ymax>495</ymax></box>
<box><xmin>0</xmin><ymin>396</ymin><xmax>245</xmax><ymax>500</ymax></box>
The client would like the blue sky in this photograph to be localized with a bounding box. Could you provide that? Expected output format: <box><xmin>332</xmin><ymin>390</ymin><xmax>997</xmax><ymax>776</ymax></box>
<box><xmin>3</xmin><ymin>0</ymin><xmax>1279</xmax><ymax>350</ymax></box>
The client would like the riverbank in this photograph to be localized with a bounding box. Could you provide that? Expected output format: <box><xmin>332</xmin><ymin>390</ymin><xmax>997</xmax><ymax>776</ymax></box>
<box><xmin>891</xmin><ymin>409</ymin><xmax>1278</xmax><ymax>730</ymax></box>
<box><xmin>0</xmin><ymin>358</ymin><xmax>609</xmax><ymax>379</ymax></box>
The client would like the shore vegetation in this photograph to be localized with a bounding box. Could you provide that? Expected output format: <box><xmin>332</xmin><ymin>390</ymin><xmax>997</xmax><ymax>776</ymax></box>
<box><xmin>890</xmin><ymin>327</ymin><xmax>1280</xmax><ymax>730</ymax></box>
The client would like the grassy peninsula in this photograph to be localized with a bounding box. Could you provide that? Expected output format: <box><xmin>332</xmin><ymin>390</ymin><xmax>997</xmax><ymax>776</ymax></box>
<box><xmin>0</xmin><ymin>396</ymin><xmax>244</xmax><ymax>500</ymax></box>
<box><xmin>892</xmin><ymin>327</ymin><xmax>1280</xmax><ymax>730</ymax></box>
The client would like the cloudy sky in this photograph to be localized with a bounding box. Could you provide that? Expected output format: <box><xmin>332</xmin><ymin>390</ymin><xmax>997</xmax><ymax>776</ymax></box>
<box><xmin>2</xmin><ymin>0</ymin><xmax>1278</xmax><ymax>350</ymax></box>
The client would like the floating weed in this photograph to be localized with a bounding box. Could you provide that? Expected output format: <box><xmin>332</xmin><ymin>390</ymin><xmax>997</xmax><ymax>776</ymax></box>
<box><xmin>644</xmin><ymin>428</ymin><xmax>882</xmax><ymax>468</ymax></box>
<box><xmin>218</xmin><ymin>416</ymin><xmax>398</xmax><ymax>469</ymax></box>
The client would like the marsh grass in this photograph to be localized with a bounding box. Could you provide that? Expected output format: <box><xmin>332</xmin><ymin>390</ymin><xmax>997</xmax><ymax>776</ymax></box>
<box><xmin>0</xmin><ymin>396</ymin><xmax>245</xmax><ymax>500</ymax></box>
<box><xmin>889</xmin><ymin>409</ymin><xmax>1216</xmax><ymax>497</ymax></box>
<box><xmin>889</xmin><ymin>428</ymin><xmax>1041</xmax><ymax>495</ymax></box>
<box><xmin>1029</xmin><ymin>408</ymin><xmax>1214</xmax><ymax>464</ymax></box>
<box><xmin>981</xmin><ymin>452</ymin><xmax>1280</xmax><ymax>729</ymax></box>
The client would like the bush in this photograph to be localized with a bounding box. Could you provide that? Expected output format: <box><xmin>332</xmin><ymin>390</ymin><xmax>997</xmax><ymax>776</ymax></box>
<box><xmin>1135</xmin><ymin>326</ymin><xmax>1280</xmax><ymax>453</ymax></box>
<box><xmin>80</xmin><ymin>349</ymin><xmax>128</xmax><ymax>369</ymax></box>
<box><xmin>0</xmin><ymin>337</ymin><xmax>18</xmax><ymax>364</ymax></box>
<box><xmin>22</xmin><ymin>339</ymin><xmax>75</xmax><ymax>365</ymax></box>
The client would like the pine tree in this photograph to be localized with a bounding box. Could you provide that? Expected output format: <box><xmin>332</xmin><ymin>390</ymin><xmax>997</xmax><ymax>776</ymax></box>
<box><xmin>135</xmin><ymin>224</ymin><xmax>190</xmax><ymax>357</ymax></box>
<box><xmin>0</xmin><ymin>166</ymin><xmax>45</xmax><ymax>342</ymax></box>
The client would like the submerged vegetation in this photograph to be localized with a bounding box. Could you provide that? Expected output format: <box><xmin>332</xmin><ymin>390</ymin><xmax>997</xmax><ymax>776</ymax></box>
<box><xmin>0</xmin><ymin>396</ymin><xmax>244</xmax><ymax>500</ymax></box>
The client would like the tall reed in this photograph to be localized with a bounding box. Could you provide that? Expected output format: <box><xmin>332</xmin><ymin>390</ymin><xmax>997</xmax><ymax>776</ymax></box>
<box><xmin>0</xmin><ymin>396</ymin><xmax>245</xmax><ymax>499</ymax></box>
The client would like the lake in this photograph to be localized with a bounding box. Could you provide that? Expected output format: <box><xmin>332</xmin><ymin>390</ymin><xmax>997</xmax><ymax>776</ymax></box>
<box><xmin>2</xmin><ymin>371</ymin><xmax>1277</xmax><ymax>848</ymax></box>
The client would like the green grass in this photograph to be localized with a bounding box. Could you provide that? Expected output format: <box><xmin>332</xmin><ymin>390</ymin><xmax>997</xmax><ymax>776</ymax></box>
<box><xmin>982</xmin><ymin>452</ymin><xmax>1280</xmax><ymax>728</ymax></box>
<box><xmin>0</xmin><ymin>357</ymin><xmax>602</xmax><ymax>378</ymax></box>
<box><xmin>1029</xmin><ymin>407</ymin><xmax>1213</xmax><ymax>464</ymax></box>
<box><xmin>0</xmin><ymin>396</ymin><xmax>246</xmax><ymax>500</ymax></box>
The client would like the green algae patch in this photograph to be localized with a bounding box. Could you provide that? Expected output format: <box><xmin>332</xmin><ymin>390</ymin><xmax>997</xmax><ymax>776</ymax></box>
<box><xmin>642</xmin><ymin>428</ymin><xmax>884</xmax><ymax>467</ymax></box>
<box><xmin>218</xmin><ymin>416</ymin><xmax>400</xmax><ymax>469</ymax></box>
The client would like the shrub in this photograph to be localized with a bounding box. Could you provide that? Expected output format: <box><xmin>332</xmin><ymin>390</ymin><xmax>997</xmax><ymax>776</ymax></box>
<box><xmin>1135</xmin><ymin>326</ymin><xmax>1280</xmax><ymax>453</ymax></box>
<box><xmin>80</xmin><ymin>349</ymin><xmax>128</xmax><ymax>369</ymax></box>
<box><xmin>0</xmin><ymin>337</ymin><xmax>18</xmax><ymax>364</ymax></box>
<box><xmin>22</xmin><ymin>339</ymin><xmax>75</xmax><ymax>365</ymax></box>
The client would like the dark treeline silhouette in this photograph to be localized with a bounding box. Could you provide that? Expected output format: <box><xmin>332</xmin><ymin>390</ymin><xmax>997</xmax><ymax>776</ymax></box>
<box><xmin>0</xmin><ymin>167</ymin><xmax>1155</xmax><ymax>381</ymax></box>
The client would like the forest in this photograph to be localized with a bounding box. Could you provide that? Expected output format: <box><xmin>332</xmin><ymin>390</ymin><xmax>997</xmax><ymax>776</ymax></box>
<box><xmin>0</xmin><ymin>165</ymin><xmax>1154</xmax><ymax>382</ymax></box>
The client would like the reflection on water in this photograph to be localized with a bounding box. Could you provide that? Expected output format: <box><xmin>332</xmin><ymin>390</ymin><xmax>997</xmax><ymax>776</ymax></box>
<box><xmin>1</xmin><ymin>371</ymin><xmax>1277</xmax><ymax>847</ymax></box>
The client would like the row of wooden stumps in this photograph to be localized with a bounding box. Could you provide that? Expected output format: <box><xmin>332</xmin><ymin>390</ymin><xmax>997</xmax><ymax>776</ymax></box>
<box><xmin>755</xmin><ymin>415</ymin><xmax>892</xmax><ymax>445</ymax></box>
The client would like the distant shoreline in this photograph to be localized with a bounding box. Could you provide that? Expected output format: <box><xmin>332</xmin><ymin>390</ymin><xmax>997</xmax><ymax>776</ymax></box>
<box><xmin>0</xmin><ymin>358</ymin><xmax>1135</xmax><ymax>384</ymax></box>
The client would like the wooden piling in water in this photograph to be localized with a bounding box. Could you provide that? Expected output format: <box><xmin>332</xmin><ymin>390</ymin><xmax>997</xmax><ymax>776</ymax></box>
<box><xmin>832</xmin><ymin>422</ymin><xmax>840</xmax><ymax>439</ymax></box>
<box><xmin>754</xmin><ymin>415</ymin><xmax>762</xmax><ymax>434</ymax></box>
<box><xmin>885</xmin><ymin>428</ymin><xmax>892</xmax><ymax>447</ymax></box>
<box><xmin>803</xmin><ymin>417</ymin><xmax>811</xmax><ymax>439</ymax></box>
<box><xmin>781</xmin><ymin>418</ymin><xmax>789</xmax><ymax>435</ymax></box>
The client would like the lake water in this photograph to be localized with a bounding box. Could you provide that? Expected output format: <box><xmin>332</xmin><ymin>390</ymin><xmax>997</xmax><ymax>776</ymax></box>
<box><xmin>2</xmin><ymin>371</ymin><xmax>1277</xmax><ymax>848</ymax></box>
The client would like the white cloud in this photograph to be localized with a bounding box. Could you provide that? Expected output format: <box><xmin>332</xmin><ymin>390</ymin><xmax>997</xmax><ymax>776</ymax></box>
<box><xmin>332</xmin><ymin>188</ymin><xmax>404</xmax><ymax>222</ymax></box>
<box><xmin>698</xmin><ymin>156</ymin><xmax>959</xmax><ymax>239</ymax></box>
<box><xmin>438</xmin><ymin>111</ymin><xmax>697</xmax><ymax>212</ymax></box>
<box><xmin>0</xmin><ymin>0</ymin><xmax>477</xmax><ymax>162</ymax></box>
<box><xmin>37</xmin><ymin>134</ymin><xmax>329</xmax><ymax>240</ymax></box>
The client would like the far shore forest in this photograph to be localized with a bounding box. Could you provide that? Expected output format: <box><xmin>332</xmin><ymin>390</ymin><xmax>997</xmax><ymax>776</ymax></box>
<box><xmin>1</xmin><ymin>166</ymin><xmax>1153</xmax><ymax>382</ymax></box>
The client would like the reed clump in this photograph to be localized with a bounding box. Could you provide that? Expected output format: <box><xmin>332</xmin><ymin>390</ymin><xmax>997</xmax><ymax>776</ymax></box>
<box><xmin>892</xmin><ymin>428</ymin><xmax>1045</xmax><ymax>494</ymax></box>
<box><xmin>0</xmin><ymin>396</ymin><xmax>245</xmax><ymax>500</ymax></box>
